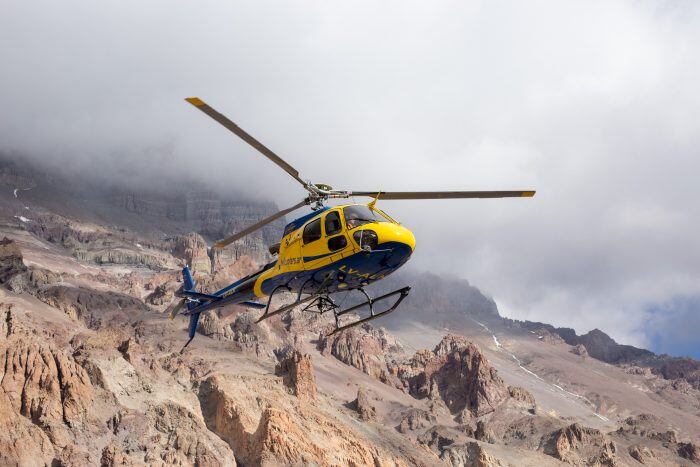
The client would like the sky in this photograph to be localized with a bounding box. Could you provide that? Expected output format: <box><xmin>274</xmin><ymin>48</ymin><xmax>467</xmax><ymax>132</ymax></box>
<box><xmin>1</xmin><ymin>1</ymin><xmax>699</xmax><ymax>357</ymax></box>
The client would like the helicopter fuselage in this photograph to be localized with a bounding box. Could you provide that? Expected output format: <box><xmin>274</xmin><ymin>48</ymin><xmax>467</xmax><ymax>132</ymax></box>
<box><xmin>207</xmin><ymin>203</ymin><xmax>415</xmax><ymax>306</ymax></box>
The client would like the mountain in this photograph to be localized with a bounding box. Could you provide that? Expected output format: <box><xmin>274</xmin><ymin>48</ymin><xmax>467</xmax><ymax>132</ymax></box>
<box><xmin>0</xmin><ymin>157</ymin><xmax>698</xmax><ymax>466</ymax></box>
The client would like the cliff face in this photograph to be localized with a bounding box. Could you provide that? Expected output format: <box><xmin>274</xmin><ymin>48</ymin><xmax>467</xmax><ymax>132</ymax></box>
<box><xmin>111</xmin><ymin>190</ymin><xmax>283</xmax><ymax>264</ymax></box>
<box><xmin>0</xmin><ymin>158</ymin><xmax>284</xmax><ymax>265</ymax></box>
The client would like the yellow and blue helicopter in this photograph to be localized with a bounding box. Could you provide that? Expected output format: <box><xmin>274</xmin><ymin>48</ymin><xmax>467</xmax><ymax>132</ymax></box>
<box><xmin>170</xmin><ymin>98</ymin><xmax>535</xmax><ymax>348</ymax></box>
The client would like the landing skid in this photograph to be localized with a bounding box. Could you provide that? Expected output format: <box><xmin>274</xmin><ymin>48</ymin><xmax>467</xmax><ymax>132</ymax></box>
<box><xmin>329</xmin><ymin>286</ymin><xmax>411</xmax><ymax>335</ymax></box>
<box><xmin>256</xmin><ymin>273</ymin><xmax>410</xmax><ymax>335</ymax></box>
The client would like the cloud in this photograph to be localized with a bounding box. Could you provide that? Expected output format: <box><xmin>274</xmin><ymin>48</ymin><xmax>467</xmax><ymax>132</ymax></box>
<box><xmin>1</xmin><ymin>1</ymin><xmax>699</xmax><ymax>354</ymax></box>
<box><xmin>646</xmin><ymin>297</ymin><xmax>700</xmax><ymax>359</ymax></box>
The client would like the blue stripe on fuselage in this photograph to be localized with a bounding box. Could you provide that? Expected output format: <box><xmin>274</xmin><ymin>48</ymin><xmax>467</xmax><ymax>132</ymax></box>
<box><xmin>302</xmin><ymin>251</ymin><xmax>335</xmax><ymax>262</ymax></box>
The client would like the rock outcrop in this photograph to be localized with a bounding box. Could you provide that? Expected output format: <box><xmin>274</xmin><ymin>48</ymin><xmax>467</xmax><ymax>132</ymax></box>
<box><xmin>199</xmin><ymin>310</ymin><xmax>275</xmax><ymax>356</ymax></box>
<box><xmin>617</xmin><ymin>413</ymin><xmax>676</xmax><ymax>440</ymax></box>
<box><xmin>0</xmin><ymin>387</ymin><xmax>56</xmax><ymax>466</ymax></box>
<box><xmin>172</xmin><ymin>232</ymin><xmax>211</xmax><ymax>274</ymax></box>
<box><xmin>628</xmin><ymin>444</ymin><xmax>655</xmax><ymax>464</ymax></box>
<box><xmin>540</xmin><ymin>423</ymin><xmax>617</xmax><ymax>465</ymax></box>
<box><xmin>350</xmin><ymin>386</ymin><xmax>376</xmax><ymax>421</ymax></box>
<box><xmin>0</xmin><ymin>237</ymin><xmax>25</xmax><ymax>283</ymax></box>
<box><xmin>418</xmin><ymin>425</ymin><xmax>463</xmax><ymax>453</ymax></box>
<box><xmin>396</xmin><ymin>407</ymin><xmax>437</xmax><ymax>433</ymax></box>
<box><xmin>198</xmin><ymin>375</ymin><xmax>413</xmax><ymax>466</ymax></box>
<box><xmin>275</xmin><ymin>348</ymin><xmax>317</xmax><ymax>401</ymax></box>
<box><xmin>571</xmin><ymin>343</ymin><xmax>588</xmax><ymax>357</ymax></box>
<box><xmin>319</xmin><ymin>323</ymin><xmax>405</xmax><ymax>386</ymax></box>
<box><xmin>678</xmin><ymin>442</ymin><xmax>700</xmax><ymax>462</ymax></box>
<box><xmin>0</xmin><ymin>339</ymin><xmax>94</xmax><ymax>430</ymax></box>
<box><xmin>654</xmin><ymin>358</ymin><xmax>700</xmax><ymax>390</ymax></box>
<box><xmin>146</xmin><ymin>283</ymin><xmax>174</xmax><ymax>306</ymax></box>
<box><xmin>143</xmin><ymin>403</ymin><xmax>237</xmax><ymax>465</ymax></box>
<box><xmin>35</xmin><ymin>285</ymin><xmax>150</xmax><ymax>329</ymax></box>
<box><xmin>100</xmin><ymin>402</ymin><xmax>236</xmax><ymax>466</ymax></box>
<box><xmin>441</xmin><ymin>442</ymin><xmax>502</xmax><ymax>467</ymax></box>
<box><xmin>507</xmin><ymin>385</ymin><xmax>536</xmax><ymax>412</ymax></box>
<box><xmin>395</xmin><ymin>335</ymin><xmax>509</xmax><ymax>418</ymax></box>
<box><xmin>475</xmin><ymin>420</ymin><xmax>497</xmax><ymax>444</ymax></box>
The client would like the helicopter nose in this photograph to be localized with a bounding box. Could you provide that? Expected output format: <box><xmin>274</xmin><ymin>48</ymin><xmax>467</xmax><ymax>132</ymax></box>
<box><xmin>377</xmin><ymin>223</ymin><xmax>416</xmax><ymax>252</ymax></box>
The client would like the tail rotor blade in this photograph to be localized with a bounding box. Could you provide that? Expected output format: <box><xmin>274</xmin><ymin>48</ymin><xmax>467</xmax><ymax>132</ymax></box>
<box><xmin>168</xmin><ymin>299</ymin><xmax>186</xmax><ymax>320</ymax></box>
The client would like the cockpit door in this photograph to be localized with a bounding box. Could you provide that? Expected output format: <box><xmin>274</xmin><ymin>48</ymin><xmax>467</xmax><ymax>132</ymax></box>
<box><xmin>300</xmin><ymin>210</ymin><xmax>350</xmax><ymax>270</ymax></box>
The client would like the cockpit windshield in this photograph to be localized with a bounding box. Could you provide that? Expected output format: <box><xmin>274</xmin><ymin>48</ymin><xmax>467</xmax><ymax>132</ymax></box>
<box><xmin>343</xmin><ymin>205</ymin><xmax>391</xmax><ymax>229</ymax></box>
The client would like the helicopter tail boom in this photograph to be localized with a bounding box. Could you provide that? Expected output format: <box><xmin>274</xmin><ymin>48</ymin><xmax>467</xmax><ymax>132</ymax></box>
<box><xmin>172</xmin><ymin>266</ymin><xmax>265</xmax><ymax>351</ymax></box>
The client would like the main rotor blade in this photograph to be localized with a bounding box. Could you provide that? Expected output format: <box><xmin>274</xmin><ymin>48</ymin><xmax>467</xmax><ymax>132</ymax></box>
<box><xmin>214</xmin><ymin>199</ymin><xmax>309</xmax><ymax>248</ymax></box>
<box><xmin>185</xmin><ymin>97</ymin><xmax>308</xmax><ymax>188</ymax></box>
<box><xmin>348</xmin><ymin>190</ymin><xmax>536</xmax><ymax>200</ymax></box>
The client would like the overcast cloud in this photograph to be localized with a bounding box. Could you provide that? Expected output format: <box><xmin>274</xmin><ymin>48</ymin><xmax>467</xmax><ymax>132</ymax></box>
<box><xmin>2</xmin><ymin>1</ymin><xmax>699</xmax><ymax>356</ymax></box>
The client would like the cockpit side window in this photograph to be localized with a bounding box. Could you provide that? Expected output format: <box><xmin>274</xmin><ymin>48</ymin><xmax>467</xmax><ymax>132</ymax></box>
<box><xmin>302</xmin><ymin>218</ymin><xmax>322</xmax><ymax>244</ymax></box>
<box><xmin>324</xmin><ymin>211</ymin><xmax>342</xmax><ymax>236</ymax></box>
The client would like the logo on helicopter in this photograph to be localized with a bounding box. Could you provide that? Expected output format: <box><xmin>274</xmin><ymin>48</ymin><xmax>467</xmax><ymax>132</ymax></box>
<box><xmin>280</xmin><ymin>257</ymin><xmax>302</xmax><ymax>266</ymax></box>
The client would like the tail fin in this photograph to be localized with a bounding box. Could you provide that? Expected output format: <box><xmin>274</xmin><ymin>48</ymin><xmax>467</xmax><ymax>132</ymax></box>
<box><xmin>180</xmin><ymin>266</ymin><xmax>201</xmax><ymax>352</ymax></box>
<box><xmin>182</xmin><ymin>266</ymin><xmax>196</xmax><ymax>291</ymax></box>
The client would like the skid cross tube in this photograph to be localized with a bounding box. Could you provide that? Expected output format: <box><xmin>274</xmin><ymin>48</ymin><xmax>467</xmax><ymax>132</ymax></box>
<box><xmin>256</xmin><ymin>293</ymin><xmax>318</xmax><ymax>322</ymax></box>
<box><xmin>302</xmin><ymin>295</ymin><xmax>339</xmax><ymax>314</ymax></box>
<box><xmin>257</xmin><ymin>272</ymin><xmax>335</xmax><ymax>323</ymax></box>
<box><xmin>329</xmin><ymin>286</ymin><xmax>411</xmax><ymax>335</ymax></box>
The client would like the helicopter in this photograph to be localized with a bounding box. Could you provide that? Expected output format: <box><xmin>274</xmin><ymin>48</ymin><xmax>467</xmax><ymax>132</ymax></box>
<box><xmin>169</xmin><ymin>97</ymin><xmax>535</xmax><ymax>348</ymax></box>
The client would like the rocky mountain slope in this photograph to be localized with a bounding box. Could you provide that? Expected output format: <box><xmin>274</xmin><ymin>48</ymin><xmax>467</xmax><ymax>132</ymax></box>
<box><xmin>0</xmin><ymin>158</ymin><xmax>699</xmax><ymax>466</ymax></box>
<box><xmin>371</xmin><ymin>267</ymin><xmax>700</xmax><ymax>392</ymax></box>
